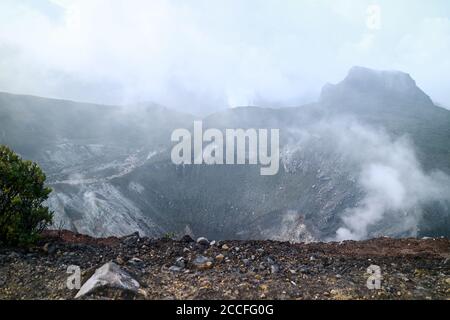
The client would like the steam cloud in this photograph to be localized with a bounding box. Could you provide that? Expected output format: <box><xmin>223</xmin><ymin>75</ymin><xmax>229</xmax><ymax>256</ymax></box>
<box><xmin>290</xmin><ymin>118</ymin><xmax>450</xmax><ymax>241</ymax></box>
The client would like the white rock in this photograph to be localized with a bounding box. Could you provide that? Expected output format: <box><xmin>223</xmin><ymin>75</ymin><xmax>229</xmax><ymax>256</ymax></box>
<box><xmin>75</xmin><ymin>262</ymin><xmax>140</xmax><ymax>298</ymax></box>
<box><xmin>196</xmin><ymin>237</ymin><xmax>210</xmax><ymax>245</ymax></box>
<box><xmin>129</xmin><ymin>257</ymin><xmax>143</xmax><ymax>265</ymax></box>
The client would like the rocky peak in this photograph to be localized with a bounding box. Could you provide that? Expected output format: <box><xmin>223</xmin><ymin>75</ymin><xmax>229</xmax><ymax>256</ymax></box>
<box><xmin>345</xmin><ymin>66</ymin><xmax>417</xmax><ymax>91</ymax></box>
<box><xmin>320</xmin><ymin>66</ymin><xmax>434</xmax><ymax>108</ymax></box>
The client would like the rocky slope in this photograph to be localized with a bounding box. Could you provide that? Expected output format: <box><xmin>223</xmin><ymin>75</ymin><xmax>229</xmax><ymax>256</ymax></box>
<box><xmin>0</xmin><ymin>231</ymin><xmax>449</xmax><ymax>300</ymax></box>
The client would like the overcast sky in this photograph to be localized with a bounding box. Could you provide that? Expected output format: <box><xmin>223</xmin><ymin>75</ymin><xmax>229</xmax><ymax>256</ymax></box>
<box><xmin>0</xmin><ymin>0</ymin><xmax>449</xmax><ymax>114</ymax></box>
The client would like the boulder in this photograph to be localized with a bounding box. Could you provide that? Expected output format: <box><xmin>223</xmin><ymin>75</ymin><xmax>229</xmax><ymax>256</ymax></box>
<box><xmin>174</xmin><ymin>257</ymin><xmax>186</xmax><ymax>269</ymax></box>
<box><xmin>75</xmin><ymin>262</ymin><xmax>140</xmax><ymax>299</ymax></box>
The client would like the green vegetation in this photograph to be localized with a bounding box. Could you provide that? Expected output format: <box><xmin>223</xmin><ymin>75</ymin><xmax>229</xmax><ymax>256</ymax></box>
<box><xmin>162</xmin><ymin>232</ymin><xmax>177</xmax><ymax>240</ymax></box>
<box><xmin>0</xmin><ymin>145</ymin><xmax>53</xmax><ymax>246</ymax></box>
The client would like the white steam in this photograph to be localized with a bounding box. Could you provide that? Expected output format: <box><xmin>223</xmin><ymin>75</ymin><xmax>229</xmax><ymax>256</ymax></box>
<box><xmin>292</xmin><ymin>118</ymin><xmax>450</xmax><ymax>240</ymax></box>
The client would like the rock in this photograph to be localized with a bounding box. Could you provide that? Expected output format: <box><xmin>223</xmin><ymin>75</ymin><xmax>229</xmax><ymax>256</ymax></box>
<box><xmin>196</xmin><ymin>237</ymin><xmax>210</xmax><ymax>246</ymax></box>
<box><xmin>42</xmin><ymin>243</ymin><xmax>50</xmax><ymax>252</ymax></box>
<box><xmin>129</xmin><ymin>257</ymin><xmax>143</xmax><ymax>265</ymax></box>
<box><xmin>43</xmin><ymin>243</ymin><xmax>57</xmax><ymax>255</ymax></box>
<box><xmin>127</xmin><ymin>231</ymin><xmax>140</xmax><ymax>237</ymax></box>
<box><xmin>1</xmin><ymin>230</ymin><xmax>447</xmax><ymax>300</ymax></box>
<box><xmin>181</xmin><ymin>235</ymin><xmax>195</xmax><ymax>243</ymax></box>
<box><xmin>115</xmin><ymin>256</ymin><xmax>125</xmax><ymax>265</ymax></box>
<box><xmin>210</xmin><ymin>240</ymin><xmax>216</xmax><ymax>246</ymax></box>
<box><xmin>174</xmin><ymin>257</ymin><xmax>186</xmax><ymax>269</ymax></box>
<box><xmin>75</xmin><ymin>262</ymin><xmax>140</xmax><ymax>299</ymax></box>
<box><xmin>242</xmin><ymin>259</ymin><xmax>250</xmax><ymax>266</ymax></box>
<box><xmin>221</xmin><ymin>244</ymin><xmax>230</xmax><ymax>250</ymax></box>
<box><xmin>169</xmin><ymin>266</ymin><xmax>183</xmax><ymax>273</ymax></box>
<box><xmin>122</xmin><ymin>232</ymin><xmax>140</xmax><ymax>246</ymax></box>
<box><xmin>192</xmin><ymin>255</ymin><xmax>213</xmax><ymax>270</ymax></box>
<box><xmin>270</xmin><ymin>265</ymin><xmax>280</xmax><ymax>274</ymax></box>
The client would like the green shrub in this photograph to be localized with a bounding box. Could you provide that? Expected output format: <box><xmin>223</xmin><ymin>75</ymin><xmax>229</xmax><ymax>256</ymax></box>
<box><xmin>0</xmin><ymin>145</ymin><xmax>53</xmax><ymax>246</ymax></box>
<box><xmin>162</xmin><ymin>232</ymin><xmax>176</xmax><ymax>240</ymax></box>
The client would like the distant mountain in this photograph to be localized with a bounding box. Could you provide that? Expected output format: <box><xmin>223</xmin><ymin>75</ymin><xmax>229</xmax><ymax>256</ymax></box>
<box><xmin>1</xmin><ymin>67</ymin><xmax>449</xmax><ymax>241</ymax></box>
<box><xmin>0</xmin><ymin>92</ymin><xmax>193</xmax><ymax>178</ymax></box>
<box><xmin>321</xmin><ymin>66</ymin><xmax>435</xmax><ymax>108</ymax></box>
<box><xmin>318</xmin><ymin>67</ymin><xmax>450</xmax><ymax>174</ymax></box>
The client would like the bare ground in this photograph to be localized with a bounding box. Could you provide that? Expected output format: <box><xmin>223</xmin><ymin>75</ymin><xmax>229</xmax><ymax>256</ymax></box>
<box><xmin>0</xmin><ymin>230</ymin><xmax>449</xmax><ymax>300</ymax></box>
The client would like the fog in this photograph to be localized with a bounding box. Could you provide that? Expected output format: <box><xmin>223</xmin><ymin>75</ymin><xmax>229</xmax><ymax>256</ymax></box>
<box><xmin>0</xmin><ymin>0</ymin><xmax>450</xmax><ymax>113</ymax></box>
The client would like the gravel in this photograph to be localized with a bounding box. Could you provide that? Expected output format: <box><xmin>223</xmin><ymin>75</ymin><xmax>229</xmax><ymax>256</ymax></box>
<box><xmin>0</xmin><ymin>230</ymin><xmax>448</xmax><ymax>300</ymax></box>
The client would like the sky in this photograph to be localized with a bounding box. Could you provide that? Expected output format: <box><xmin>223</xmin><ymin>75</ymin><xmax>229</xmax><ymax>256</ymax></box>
<box><xmin>0</xmin><ymin>0</ymin><xmax>449</xmax><ymax>114</ymax></box>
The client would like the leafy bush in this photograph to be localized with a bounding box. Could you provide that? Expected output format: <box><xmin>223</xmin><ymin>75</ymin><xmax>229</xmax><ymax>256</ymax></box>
<box><xmin>0</xmin><ymin>145</ymin><xmax>53</xmax><ymax>246</ymax></box>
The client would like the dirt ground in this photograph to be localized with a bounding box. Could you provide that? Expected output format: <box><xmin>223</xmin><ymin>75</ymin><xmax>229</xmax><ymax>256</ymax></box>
<box><xmin>0</xmin><ymin>231</ymin><xmax>449</xmax><ymax>300</ymax></box>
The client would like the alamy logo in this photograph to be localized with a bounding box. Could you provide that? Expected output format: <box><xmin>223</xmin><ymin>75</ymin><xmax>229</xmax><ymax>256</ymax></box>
<box><xmin>366</xmin><ymin>4</ymin><xmax>381</xmax><ymax>30</ymax></box>
<box><xmin>171</xmin><ymin>121</ymin><xmax>280</xmax><ymax>176</ymax></box>
<box><xmin>66</xmin><ymin>265</ymin><xmax>81</xmax><ymax>290</ymax></box>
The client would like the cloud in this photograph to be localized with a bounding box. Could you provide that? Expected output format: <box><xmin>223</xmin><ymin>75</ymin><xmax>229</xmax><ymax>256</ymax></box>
<box><xmin>395</xmin><ymin>17</ymin><xmax>450</xmax><ymax>106</ymax></box>
<box><xmin>0</xmin><ymin>0</ymin><xmax>450</xmax><ymax>112</ymax></box>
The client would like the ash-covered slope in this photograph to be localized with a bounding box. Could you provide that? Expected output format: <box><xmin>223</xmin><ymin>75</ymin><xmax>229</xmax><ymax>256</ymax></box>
<box><xmin>0</xmin><ymin>92</ymin><xmax>194</xmax><ymax>236</ymax></box>
<box><xmin>1</xmin><ymin>67</ymin><xmax>449</xmax><ymax>240</ymax></box>
<box><xmin>154</xmin><ymin>66</ymin><xmax>450</xmax><ymax>241</ymax></box>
